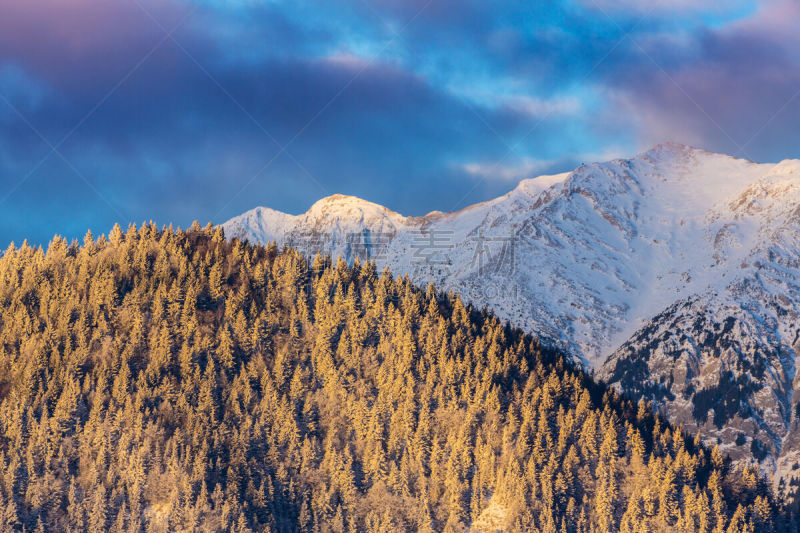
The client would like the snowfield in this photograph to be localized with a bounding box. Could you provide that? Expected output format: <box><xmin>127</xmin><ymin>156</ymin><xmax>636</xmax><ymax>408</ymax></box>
<box><xmin>224</xmin><ymin>143</ymin><xmax>800</xmax><ymax>486</ymax></box>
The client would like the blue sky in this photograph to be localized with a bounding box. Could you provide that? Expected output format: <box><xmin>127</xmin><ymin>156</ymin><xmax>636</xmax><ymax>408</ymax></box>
<box><xmin>0</xmin><ymin>0</ymin><xmax>798</xmax><ymax>245</ymax></box>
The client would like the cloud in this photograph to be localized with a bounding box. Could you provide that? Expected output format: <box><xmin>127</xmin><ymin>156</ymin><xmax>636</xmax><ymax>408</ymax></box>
<box><xmin>503</xmin><ymin>95</ymin><xmax>582</xmax><ymax>117</ymax></box>
<box><xmin>577</xmin><ymin>0</ymin><xmax>752</xmax><ymax>14</ymax></box>
<box><xmin>593</xmin><ymin>0</ymin><xmax>800</xmax><ymax>160</ymax></box>
<box><xmin>0</xmin><ymin>1</ymin><xmax>530</xmax><ymax>244</ymax></box>
<box><xmin>0</xmin><ymin>0</ymin><xmax>189</xmax><ymax>90</ymax></box>
<box><xmin>0</xmin><ymin>64</ymin><xmax>50</xmax><ymax>114</ymax></box>
<box><xmin>0</xmin><ymin>0</ymin><xmax>798</xmax><ymax>246</ymax></box>
<box><xmin>462</xmin><ymin>158</ymin><xmax>561</xmax><ymax>182</ymax></box>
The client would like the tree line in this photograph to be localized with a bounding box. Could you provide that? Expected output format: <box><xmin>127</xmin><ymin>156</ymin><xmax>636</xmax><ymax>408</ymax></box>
<box><xmin>0</xmin><ymin>222</ymin><xmax>791</xmax><ymax>531</ymax></box>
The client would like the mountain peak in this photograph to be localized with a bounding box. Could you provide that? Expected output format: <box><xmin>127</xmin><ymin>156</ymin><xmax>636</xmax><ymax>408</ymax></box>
<box><xmin>311</xmin><ymin>193</ymin><xmax>359</xmax><ymax>204</ymax></box>
<box><xmin>639</xmin><ymin>142</ymin><xmax>764</xmax><ymax>168</ymax></box>
<box><xmin>306</xmin><ymin>193</ymin><xmax>406</xmax><ymax>223</ymax></box>
<box><xmin>310</xmin><ymin>193</ymin><xmax>382</xmax><ymax>212</ymax></box>
<box><xmin>223</xmin><ymin>144</ymin><xmax>800</xmax><ymax>481</ymax></box>
<box><xmin>222</xmin><ymin>143</ymin><xmax>784</xmax><ymax>363</ymax></box>
<box><xmin>641</xmin><ymin>142</ymin><xmax>704</xmax><ymax>159</ymax></box>
<box><xmin>649</xmin><ymin>141</ymin><xmax>697</xmax><ymax>151</ymax></box>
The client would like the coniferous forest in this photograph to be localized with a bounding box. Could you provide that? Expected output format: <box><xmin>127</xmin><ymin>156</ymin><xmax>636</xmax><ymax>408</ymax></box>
<box><xmin>0</xmin><ymin>223</ymin><xmax>791</xmax><ymax>532</ymax></box>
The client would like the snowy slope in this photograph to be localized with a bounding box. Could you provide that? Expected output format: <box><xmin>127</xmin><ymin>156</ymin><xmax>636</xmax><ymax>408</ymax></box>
<box><xmin>225</xmin><ymin>143</ymin><xmax>778</xmax><ymax>362</ymax></box>
<box><xmin>599</xmin><ymin>157</ymin><xmax>800</xmax><ymax>483</ymax></box>
<box><xmin>223</xmin><ymin>143</ymin><xmax>800</xmax><ymax>481</ymax></box>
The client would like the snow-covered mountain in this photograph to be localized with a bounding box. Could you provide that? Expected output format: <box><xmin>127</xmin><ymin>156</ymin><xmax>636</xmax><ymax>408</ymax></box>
<box><xmin>223</xmin><ymin>143</ymin><xmax>800</xmax><ymax>483</ymax></box>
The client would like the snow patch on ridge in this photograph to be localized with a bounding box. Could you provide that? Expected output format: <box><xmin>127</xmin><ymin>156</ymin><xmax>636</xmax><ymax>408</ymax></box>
<box><xmin>224</xmin><ymin>143</ymin><xmax>786</xmax><ymax>365</ymax></box>
<box><xmin>223</xmin><ymin>144</ymin><xmax>800</xmax><ymax>482</ymax></box>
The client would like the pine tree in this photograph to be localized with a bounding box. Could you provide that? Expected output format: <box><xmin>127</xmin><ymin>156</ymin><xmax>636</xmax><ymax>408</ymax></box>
<box><xmin>0</xmin><ymin>224</ymin><xmax>784</xmax><ymax>531</ymax></box>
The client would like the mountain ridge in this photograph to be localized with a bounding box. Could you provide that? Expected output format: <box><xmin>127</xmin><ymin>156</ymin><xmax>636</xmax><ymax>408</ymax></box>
<box><xmin>224</xmin><ymin>142</ymin><xmax>789</xmax><ymax>362</ymax></box>
<box><xmin>223</xmin><ymin>143</ymin><xmax>800</xmax><ymax>483</ymax></box>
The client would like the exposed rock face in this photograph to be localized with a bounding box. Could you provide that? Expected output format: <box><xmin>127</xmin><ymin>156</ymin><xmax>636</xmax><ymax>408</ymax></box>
<box><xmin>600</xmin><ymin>160</ymin><xmax>800</xmax><ymax>484</ymax></box>
<box><xmin>224</xmin><ymin>143</ymin><xmax>800</xmax><ymax>485</ymax></box>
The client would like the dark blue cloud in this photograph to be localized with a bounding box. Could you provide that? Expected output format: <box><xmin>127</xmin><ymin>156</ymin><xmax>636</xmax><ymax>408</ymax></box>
<box><xmin>0</xmin><ymin>0</ymin><xmax>796</xmax><ymax>246</ymax></box>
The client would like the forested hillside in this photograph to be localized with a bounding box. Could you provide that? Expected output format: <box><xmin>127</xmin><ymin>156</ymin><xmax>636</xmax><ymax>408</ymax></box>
<box><xmin>0</xmin><ymin>223</ymin><xmax>789</xmax><ymax>531</ymax></box>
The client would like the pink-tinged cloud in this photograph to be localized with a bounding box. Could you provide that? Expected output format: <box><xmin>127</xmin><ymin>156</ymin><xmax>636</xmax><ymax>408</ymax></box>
<box><xmin>723</xmin><ymin>0</ymin><xmax>800</xmax><ymax>50</ymax></box>
<box><xmin>597</xmin><ymin>0</ymin><xmax>800</xmax><ymax>161</ymax></box>
<box><xmin>610</xmin><ymin>59</ymin><xmax>800</xmax><ymax>160</ymax></box>
<box><xmin>322</xmin><ymin>52</ymin><xmax>376</xmax><ymax>71</ymax></box>
<box><xmin>577</xmin><ymin>0</ymin><xmax>751</xmax><ymax>14</ymax></box>
<box><xmin>0</xmin><ymin>0</ymin><xmax>190</xmax><ymax>91</ymax></box>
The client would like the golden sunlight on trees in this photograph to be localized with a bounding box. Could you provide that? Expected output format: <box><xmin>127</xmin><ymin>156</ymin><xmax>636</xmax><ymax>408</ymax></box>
<box><xmin>0</xmin><ymin>223</ymin><xmax>791</xmax><ymax>531</ymax></box>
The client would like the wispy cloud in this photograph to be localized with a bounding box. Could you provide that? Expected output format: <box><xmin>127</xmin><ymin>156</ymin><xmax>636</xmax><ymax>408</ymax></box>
<box><xmin>462</xmin><ymin>158</ymin><xmax>561</xmax><ymax>182</ymax></box>
<box><xmin>504</xmin><ymin>95</ymin><xmax>582</xmax><ymax>117</ymax></box>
